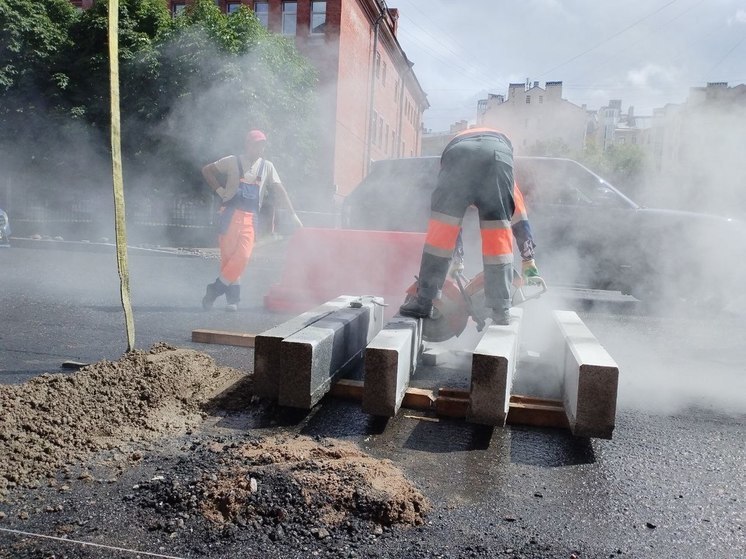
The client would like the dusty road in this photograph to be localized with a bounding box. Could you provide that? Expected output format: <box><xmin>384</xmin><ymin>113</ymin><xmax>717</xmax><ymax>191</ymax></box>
<box><xmin>1</xmin><ymin>242</ymin><xmax>744</xmax><ymax>558</ymax></box>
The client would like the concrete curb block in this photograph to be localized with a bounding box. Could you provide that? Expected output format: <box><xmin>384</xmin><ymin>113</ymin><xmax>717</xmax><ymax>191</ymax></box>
<box><xmin>253</xmin><ymin>296</ymin><xmax>361</xmax><ymax>399</ymax></box>
<box><xmin>467</xmin><ymin>308</ymin><xmax>523</xmax><ymax>426</ymax></box>
<box><xmin>277</xmin><ymin>297</ymin><xmax>384</xmax><ymax>409</ymax></box>
<box><xmin>362</xmin><ymin>315</ymin><xmax>423</xmax><ymax>417</ymax></box>
<box><xmin>552</xmin><ymin>310</ymin><xmax>619</xmax><ymax>439</ymax></box>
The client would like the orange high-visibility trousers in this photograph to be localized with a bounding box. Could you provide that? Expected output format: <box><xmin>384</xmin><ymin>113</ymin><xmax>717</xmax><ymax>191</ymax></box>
<box><xmin>219</xmin><ymin>209</ymin><xmax>255</xmax><ymax>284</ymax></box>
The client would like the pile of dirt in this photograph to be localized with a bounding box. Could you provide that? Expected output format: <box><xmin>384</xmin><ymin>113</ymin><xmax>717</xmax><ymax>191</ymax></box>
<box><xmin>207</xmin><ymin>435</ymin><xmax>430</xmax><ymax>526</ymax></box>
<box><xmin>130</xmin><ymin>434</ymin><xmax>431</xmax><ymax>545</ymax></box>
<box><xmin>1</xmin><ymin>344</ymin><xmax>430</xmax><ymax>543</ymax></box>
<box><xmin>0</xmin><ymin>344</ymin><xmax>244</xmax><ymax>499</ymax></box>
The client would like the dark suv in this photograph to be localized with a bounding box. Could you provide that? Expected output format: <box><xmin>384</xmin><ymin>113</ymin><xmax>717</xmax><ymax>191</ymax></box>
<box><xmin>342</xmin><ymin>156</ymin><xmax>745</xmax><ymax>308</ymax></box>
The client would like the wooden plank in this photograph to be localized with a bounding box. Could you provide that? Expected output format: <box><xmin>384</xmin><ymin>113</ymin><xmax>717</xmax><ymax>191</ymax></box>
<box><xmin>329</xmin><ymin>378</ymin><xmax>364</xmax><ymax>400</ymax></box>
<box><xmin>438</xmin><ymin>387</ymin><xmax>470</xmax><ymax>399</ymax></box>
<box><xmin>402</xmin><ymin>388</ymin><xmax>435</xmax><ymax>410</ymax></box>
<box><xmin>327</xmin><ymin>381</ymin><xmax>568</xmax><ymax>429</ymax></box>
<box><xmin>435</xmin><ymin>395</ymin><xmax>470</xmax><ymax>418</ymax></box>
<box><xmin>507</xmin><ymin>396</ymin><xmax>569</xmax><ymax>429</ymax></box>
<box><xmin>192</xmin><ymin>329</ymin><xmax>256</xmax><ymax>348</ymax></box>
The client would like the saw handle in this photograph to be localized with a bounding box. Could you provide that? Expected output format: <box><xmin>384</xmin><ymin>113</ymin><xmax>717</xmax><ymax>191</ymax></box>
<box><xmin>512</xmin><ymin>276</ymin><xmax>547</xmax><ymax>306</ymax></box>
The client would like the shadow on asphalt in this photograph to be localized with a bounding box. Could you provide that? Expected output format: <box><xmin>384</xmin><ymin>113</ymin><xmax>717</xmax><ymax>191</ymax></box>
<box><xmin>402</xmin><ymin>419</ymin><xmax>493</xmax><ymax>453</ymax></box>
<box><xmin>300</xmin><ymin>399</ymin><xmax>388</xmax><ymax>438</ymax></box>
<box><xmin>508</xmin><ymin>425</ymin><xmax>595</xmax><ymax>467</ymax></box>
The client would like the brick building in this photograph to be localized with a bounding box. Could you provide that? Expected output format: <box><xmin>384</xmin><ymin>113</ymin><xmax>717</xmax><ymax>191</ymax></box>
<box><xmin>77</xmin><ymin>0</ymin><xmax>428</xmax><ymax>199</ymax></box>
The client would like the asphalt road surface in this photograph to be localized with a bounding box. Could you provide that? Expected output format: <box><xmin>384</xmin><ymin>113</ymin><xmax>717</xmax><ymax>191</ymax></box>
<box><xmin>1</xmin><ymin>241</ymin><xmax>744</xmax><ymax>558</ymax></box>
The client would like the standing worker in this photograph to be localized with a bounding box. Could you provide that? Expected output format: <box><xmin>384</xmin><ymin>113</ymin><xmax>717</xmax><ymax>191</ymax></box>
<box><xmin>201</xmin><ymin>129</ymin><xmax>302</xmax><ymax>311</ymax></box>
<box><xmin>399</xmin><ymin>127</ymin><xmax>539</xmax><ymax>325</ymax></box>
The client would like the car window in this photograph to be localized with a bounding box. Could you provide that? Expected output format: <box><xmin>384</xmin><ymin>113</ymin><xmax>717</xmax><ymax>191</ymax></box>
<box><xmin>517</xmin><ymin>159</ymin><xmax>631</xmax><ymax>209</ymax></box>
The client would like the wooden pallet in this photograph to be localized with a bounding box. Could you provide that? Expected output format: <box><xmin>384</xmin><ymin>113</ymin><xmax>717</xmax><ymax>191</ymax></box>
<box><xmin>330</xmin><ymin>379</ymin><xmax>568</xmax><ymax>429</ymax></box>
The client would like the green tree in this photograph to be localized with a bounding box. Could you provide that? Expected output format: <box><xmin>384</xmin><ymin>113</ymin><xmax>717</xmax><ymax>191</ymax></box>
<box><xmin>0</xmin><ymin>0</ymin><xmax>77</xmax><ymax>172</ymax></box>
<box><xmin>1</xmin><ymin>0</ymin><xmax>319</xmax><ymax>220</ymax></box>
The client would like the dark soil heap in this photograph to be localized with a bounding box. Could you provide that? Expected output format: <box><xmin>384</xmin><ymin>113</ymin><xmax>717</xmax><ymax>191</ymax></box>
<box><xmin>0</xmin><ymin>344</ymin><xmax>243</xmax><ymax>500</ymax></box>
<box><xmin>200</xmin><ymin>435</ymin><xmax>430</xmax><ymax>527</ymax></box>
<box><xmin>0</xmin><ymin>345</ymin><xmax>431</xmax><ymax>540</ymax></box>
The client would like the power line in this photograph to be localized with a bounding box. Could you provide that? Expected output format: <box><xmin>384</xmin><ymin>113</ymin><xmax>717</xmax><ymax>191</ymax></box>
<box><xmin>538</xmin><ymin>0</ymin><xmax>682</xmax><ymax>77</ymax></box>
<box><xmin>704</xmin><ymin>33</ymin><xmax>746</xmax><ymax>75</ymax></box>
<box><xmin>564</xmin><ymin>0</ymin><xmax>708</xmax><ymax>84</ymax></box>
<box><xmin>397</xmin><ymin>27</ymin><xmax>495</xmax><ymax>89</ymax></box>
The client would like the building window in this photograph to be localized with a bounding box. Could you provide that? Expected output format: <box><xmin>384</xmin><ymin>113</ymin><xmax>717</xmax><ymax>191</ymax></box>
<box><xmin>253</xmin><ymin>1</ymin><xmax>268</xmax><ymax>27</ymax></box>
<box><xmin>385</xmin><ymin>123</ymin><xmax>390</xmax><ymax>152</ymax></box>
<box><xmin>310</xmin><ymin>1</ymin><xmax>326</xmax><ymax>34</ymax></box>
<box><xmin>172</xmin><ymin>2</ymin><xmax>187</xmax><ymax>15</ymax></box>
<box><xmin>375</xmin><ymin>52</ymin><xmax>381</xmax><ymax>78</ymax></box>
<box><xmin>227</xmin><ymin>2</ymin><xmax>242</xmax><ymax>13</ymax></box>
<box><xmin>526</xmin><ymin>95</ymin><xmax>531</xmax><ymax>104</ymax></box>
<box><xmin>391</xmin><ymin>131</ymin><xmax>396</xmax><ymax>156</ymax></box>
<box><xmin>382</xmin><ymin>62</ymin><xmax>387</xmax><ymax>86</ymax></box>
<box><xmin>539</xmin><ymin>96</ymin><xmax>543</xmax><ymax>104</ymax></box>
<box><xmin>371</xmin><ymin>111</ymin><xmax>378</xmax><ymax>145</ymax></box>
<box><xmin>378</xmin><ymin>117</ymin><xmax>383</xmax><ymax>146</ymax></box>
<box><xmin>282</xmin><ymin>2</ymin><xmax>297</xmax><ymax>35</ymax></box>
<box><xmin>394</xmin><ymin>79</ymin><xmax>399</xmax><ymax>101</ymax></box>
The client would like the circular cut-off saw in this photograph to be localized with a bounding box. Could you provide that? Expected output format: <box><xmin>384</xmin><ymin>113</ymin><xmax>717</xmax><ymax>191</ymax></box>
<box><xmin>404</xmin><ymin>270</ymin><xmax>547</xmax><ymax>342</ymax></box>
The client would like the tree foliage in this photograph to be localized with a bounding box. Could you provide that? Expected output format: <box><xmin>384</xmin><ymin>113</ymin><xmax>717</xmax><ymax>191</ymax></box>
<box><xmin>0</xmin><ymin>0</ymin><xmax>318</xmax><ymax>208</ymax></box>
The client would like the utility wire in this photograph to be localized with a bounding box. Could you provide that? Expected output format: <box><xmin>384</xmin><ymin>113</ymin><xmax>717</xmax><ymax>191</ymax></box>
<box><xmin>564</xmin><ymin>0</ymin><xmax>707</xmax><ymax>84</ymax></box>
<box><xmin>0</xmin><ymin>527</ymin><xmax>185</xmax><ymax>559</ymax></box>
<box><xmin>398</xmin><ymin>27</ymin><xmax>495</xmax><ymax>89</ymax></box>
<box><xmin>704</xmin><ymin>33</ymin><xmax>746</xmax><ymax>75</ymax></box>
<box><xmin>538</xmin><ymin>0</ymin><xmax>681</xmax><ymax>77</ymax></box>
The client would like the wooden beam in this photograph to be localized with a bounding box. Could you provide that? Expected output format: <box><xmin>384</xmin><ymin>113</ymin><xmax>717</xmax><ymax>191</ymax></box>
<box><xmin>329</xmin><ymin>378</ymin><xmax>364</xmax><ymax>400</ymax></box>
<box><xmin>402</xmin><ymin>387</ymin><xmax>435</xmax><ymax>409</ymax></box>
<box><xmin>191</xmin><ymin>329</ymin><xmax>256</xmax><ymax>348</ymax></box>
<box><xmin>506</xmin><ymin>395</ymin><xmax>568</xmax><ymax>429</ymax></box>
<box><xmin>327</xmin><ymin>380</ymin><xmax>569</xmax><ymax>430</ymax></box>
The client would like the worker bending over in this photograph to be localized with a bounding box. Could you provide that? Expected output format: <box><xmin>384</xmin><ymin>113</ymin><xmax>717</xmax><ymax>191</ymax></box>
<box><xmin>399</xmin><ymin>127</ymin><xmax>539</xmax><ymax>325</ymax></box>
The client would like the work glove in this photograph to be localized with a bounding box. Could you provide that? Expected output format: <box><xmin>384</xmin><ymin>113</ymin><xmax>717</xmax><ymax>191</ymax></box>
<box><xmin>522</xmin><ymin>259</ymin><xmax>540</xmax><ymax>284</ymax></box>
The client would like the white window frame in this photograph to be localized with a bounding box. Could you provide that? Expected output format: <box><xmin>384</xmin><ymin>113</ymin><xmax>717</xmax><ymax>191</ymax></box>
<box><xmin>282</xmin><ymin>1</ymin><xmax>297</xmax><ymax>35</ymax></box>
<box><xmin>310</xmin><ymin>1</ymin><xmax>326</xmax><ymax>35</ymax></box>
<box><xmin>253</xmin><ymin>1</ymin><xmax>269</xmax><ymax>27</ymax></box>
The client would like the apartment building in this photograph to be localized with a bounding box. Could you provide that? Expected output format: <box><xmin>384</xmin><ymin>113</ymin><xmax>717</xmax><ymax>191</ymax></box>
<box><xmin>477</xmin><ymin>81</ymin><xmax>587</xmax><ymax>155</ymax></box>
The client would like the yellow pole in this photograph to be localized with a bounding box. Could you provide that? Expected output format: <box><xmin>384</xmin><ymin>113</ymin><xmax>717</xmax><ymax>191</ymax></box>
<box><xmin>108</xmin><ymin>0</ymin><xmax>135</xmax><ymax>351</ymax></box>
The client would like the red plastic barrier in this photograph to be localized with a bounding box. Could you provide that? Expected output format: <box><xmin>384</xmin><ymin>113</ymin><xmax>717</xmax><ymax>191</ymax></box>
<box><xmin>264</xmin><ymin>228</ymin><xmax>425</xmax><ymax>315</ymax></box>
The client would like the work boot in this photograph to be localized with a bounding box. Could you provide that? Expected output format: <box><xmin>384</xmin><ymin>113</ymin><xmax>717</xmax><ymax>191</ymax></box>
<box><xmin>202</xmin><ymin>279</ymin><xmax>226</xmax><ymax>310</ymax></box>
<box><xmin>225</xmin><ymin>284</ymin><xmax>240</xmax><ymax>312</ymax></box>
<box><xmin>399</xmin><ymin>295</ymin><xmax>433</xmax><ymax>319</ymax></box>
<box><xmin>491</xmin><ymin>308</ymin><xmax>511</xmax><ymax>326</ymax></box>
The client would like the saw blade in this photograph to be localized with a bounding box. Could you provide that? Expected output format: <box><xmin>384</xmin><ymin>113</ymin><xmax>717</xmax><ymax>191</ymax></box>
<box><xmin>422</xmin><ymin>287</ymin><xmax>469</xmax><ymax>342</ymax></box>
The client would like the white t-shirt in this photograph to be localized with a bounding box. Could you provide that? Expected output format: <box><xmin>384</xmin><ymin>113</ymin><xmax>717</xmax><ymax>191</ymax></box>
<box><xmin>213</xmin><ymin>155</ymin><xmax>281</xmax><ymax>210</ymax></box>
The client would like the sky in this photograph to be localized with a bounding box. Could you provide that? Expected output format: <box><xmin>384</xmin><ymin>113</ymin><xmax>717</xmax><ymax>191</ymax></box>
<box><xmin>392</xmin><ymin>0</ymin><xmax>746</xmax><ymax>131</ymax></box>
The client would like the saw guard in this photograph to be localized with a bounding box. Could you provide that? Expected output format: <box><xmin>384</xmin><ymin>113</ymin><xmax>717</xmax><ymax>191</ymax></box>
<box><xmin>405</xmin><ymin>279</ymin><xmax>470</xmax><ymax>342</ymax></box>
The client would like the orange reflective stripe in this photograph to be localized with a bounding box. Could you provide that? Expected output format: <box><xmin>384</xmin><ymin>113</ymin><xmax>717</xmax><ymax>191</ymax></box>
<box><xmin>424</xmin><ymin>218</ymin><xmax>461</xmax><ymax>251</ymax></box>
<box><xmin>514</xmin><ymin>184</ymin><xmax>527</xmax><ymax>214</ymax></box>
<box><xmin>481</xmin><ymin>228</ymin><xmax>513</xmax><ymax>256</ymax></box>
